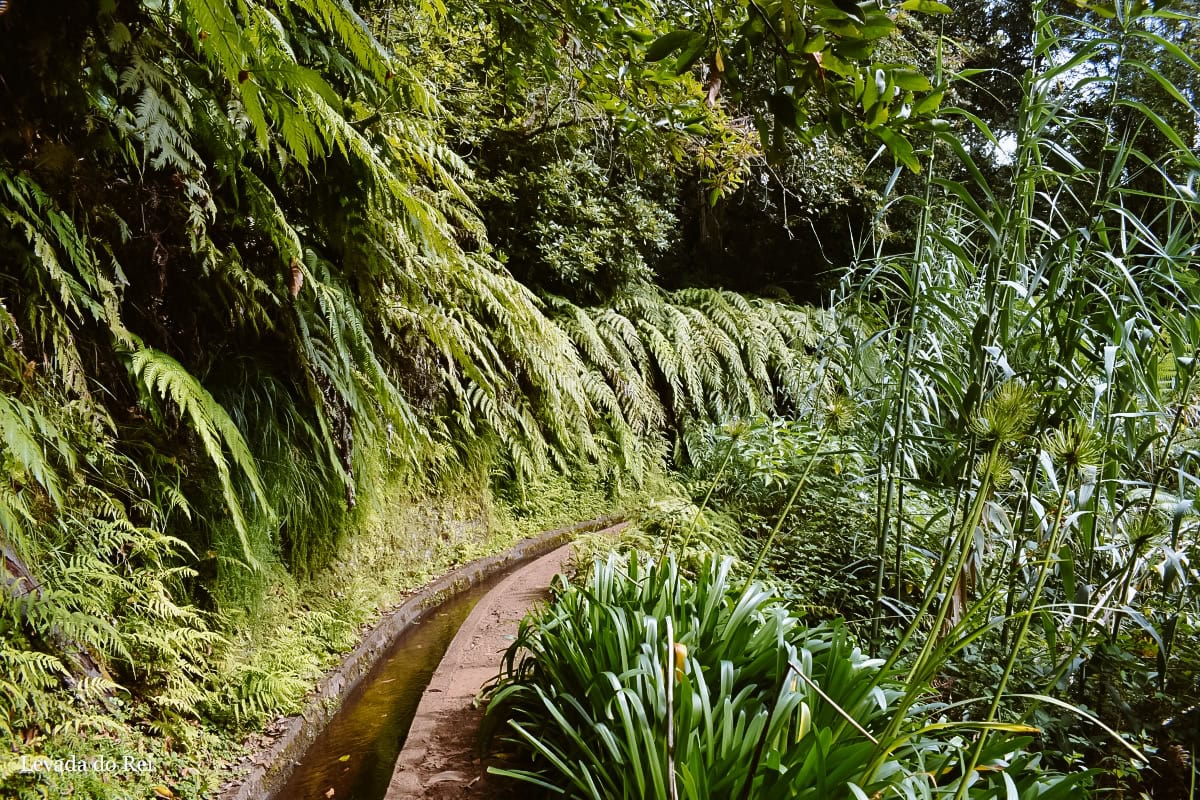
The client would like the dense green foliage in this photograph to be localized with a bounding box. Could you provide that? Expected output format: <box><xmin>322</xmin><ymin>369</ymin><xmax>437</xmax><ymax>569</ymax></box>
<box><xmin>485</xmin><ymin>552</ymin><xmax>1087</xmax><ymax>798</ymax></box>
<box><xmin>847</xmin><ymin>0</ymin><xmax>1200</xmax><ymax>784</ymax></box>
<box><xmin>660</xmin><ymin>1</ymin><xmax>1200</xmax><ymax>794</ymax></box>
<box><xmin>0</xmin><ymin>0</ymin><xmax>905</xmax><ymax>791</ymax></box>
<box><xmin>2</xmin><ymin>0</ymin><xmax>1198</xmax><ymax>795</ymax></box>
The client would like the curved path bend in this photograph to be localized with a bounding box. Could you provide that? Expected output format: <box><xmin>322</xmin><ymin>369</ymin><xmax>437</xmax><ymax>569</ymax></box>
<box><xmin>386</xmin><ymin>525</ymin><xmax>623</xmax><ymax>799</ymax></box>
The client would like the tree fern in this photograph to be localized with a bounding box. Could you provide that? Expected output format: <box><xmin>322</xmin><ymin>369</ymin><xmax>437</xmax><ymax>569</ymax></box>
<box><xmin>537</xmin><ymin>285</ymin><xmax>837</xmax><ymax>463</ymax></box>
<box><xmin>0</xmin><ymin>0</ymin><xmax>840</xmax><ymax>769</ymax></box>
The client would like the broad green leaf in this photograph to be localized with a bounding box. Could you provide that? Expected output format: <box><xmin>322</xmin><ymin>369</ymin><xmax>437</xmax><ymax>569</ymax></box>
<box><xmin>867</xmin><ymin>101</ymin><xmax>889</xmax><ymax>128</ymax></box>
<box><xmin>900</xmin><ymin>0</ymin><xmax>953</xmax><ymax>12</ymax></box>
<box><xmin>646</xmin><ymin>30</ymin><xmax>695</xmax><ymax>62</ymax></box>
<box><xmin>859</xmin><ymin>12</ymin><xmax>897</xmax><ymax>39</ymax></box>
<box><xmin>875</xmin><ymin>127</ymin><xmax>920</xmax><ymax>173</ymax></box>
<box><xmin>674</xmin><ymin>33</ymin><xmax>709</xmax><ymax>75</ymax></box>
<box><xmin>914</xmin><ymin>89</ymin><xmax>944</xmax><ymax>115</ymax></box>
<box><xmin>831</xmin><ymin>0</ymin><xmax>866</xmax><ymax>22</ymax></box>
<box><xmin>890</xmin><ymin>68</ymin><xmax>932</xmax><ymax>92</ymax></box>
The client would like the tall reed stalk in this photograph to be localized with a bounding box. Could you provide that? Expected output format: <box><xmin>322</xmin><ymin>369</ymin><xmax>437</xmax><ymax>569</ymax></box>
<box><xmin>843</xmin><ymin>0</ymin><xmax>1200</xmax><ymax>786</ymax></box>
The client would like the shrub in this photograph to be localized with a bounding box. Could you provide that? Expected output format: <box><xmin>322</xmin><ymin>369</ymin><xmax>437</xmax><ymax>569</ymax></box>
<box><xmin>483</xmin><ymin>552</ymin><xmax>1088</xmax><ymax>798</ymax></box>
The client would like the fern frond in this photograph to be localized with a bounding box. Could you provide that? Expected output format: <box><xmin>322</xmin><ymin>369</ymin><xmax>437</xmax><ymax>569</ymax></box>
<box><xmin>129</xmin><ymin>348</ymin><xmax>273</xmax><ymax>568</ymax></box>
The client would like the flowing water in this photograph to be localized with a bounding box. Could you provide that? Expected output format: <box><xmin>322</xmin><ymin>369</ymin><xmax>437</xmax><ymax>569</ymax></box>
<box><xmin>273</xmin><ymin>573</ymin><xmax>505</xmax><ymax>800</ymax></box>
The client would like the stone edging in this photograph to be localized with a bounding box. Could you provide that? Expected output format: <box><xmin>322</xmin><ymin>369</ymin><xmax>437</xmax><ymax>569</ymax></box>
<box><xmin>217</xmin><ymin>514</ymin><xmax>624</xmax><ymax>800</ymax></box>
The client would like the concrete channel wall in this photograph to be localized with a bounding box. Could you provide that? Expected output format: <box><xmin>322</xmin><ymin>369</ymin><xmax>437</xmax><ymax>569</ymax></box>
<box><xmin>219</xmin><ymin>515</ymin><xmax>623</xmax><ymax>800</ymax></box>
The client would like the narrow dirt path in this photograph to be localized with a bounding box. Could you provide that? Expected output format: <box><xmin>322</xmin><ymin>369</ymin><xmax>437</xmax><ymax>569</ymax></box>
<box><xmin>383</xmin><ymin>538</ymin><xmax>591</xmax><ymax>799</ymax></box>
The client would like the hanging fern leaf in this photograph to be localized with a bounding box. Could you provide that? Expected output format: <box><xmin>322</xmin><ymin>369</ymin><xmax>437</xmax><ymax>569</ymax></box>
<box><xmin>128</xmin><ymin>348</ymin><xmax>273</xmax><ymax>569</ymax></box>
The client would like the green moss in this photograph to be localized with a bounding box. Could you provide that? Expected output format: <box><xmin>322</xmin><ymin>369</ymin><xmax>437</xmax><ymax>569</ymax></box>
<box><xmin>2</xmin><ymin>453</ymin><xmax>656</xmax><ymax>800</ymax></box>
